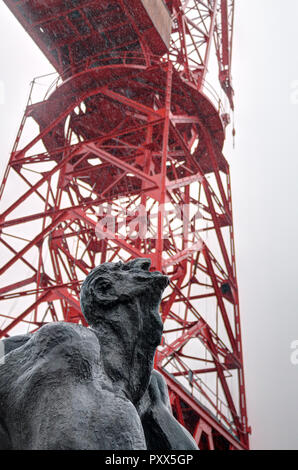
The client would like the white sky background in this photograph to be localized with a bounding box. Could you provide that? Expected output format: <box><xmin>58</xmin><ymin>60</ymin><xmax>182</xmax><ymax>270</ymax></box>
<box><xmin>0</xmin><ymin>0</ymin><xmax>297</xmax><ymax>449</ymax></box>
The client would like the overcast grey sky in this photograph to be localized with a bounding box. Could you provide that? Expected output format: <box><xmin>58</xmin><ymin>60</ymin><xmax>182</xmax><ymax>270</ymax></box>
<box><xmin>0</xmin><ymin>1</ymin><xmax>297</xmax><ymax>449</ymax></box>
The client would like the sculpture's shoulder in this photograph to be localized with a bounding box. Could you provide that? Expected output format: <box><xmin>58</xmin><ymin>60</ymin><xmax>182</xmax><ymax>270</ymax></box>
<box><xmin>2</xmin><ymin>322</ymin><xmax>100</xmax><ymax>356</ymax></box>
<box><xmin>0</xmin><ymin>323</ymin><xmax>102</xmax><ymax>392</ymax></box>
<box><xmin>30</xmin><ymin>322</ymin><xmax>100</xmax><ymax>351</ymax></box>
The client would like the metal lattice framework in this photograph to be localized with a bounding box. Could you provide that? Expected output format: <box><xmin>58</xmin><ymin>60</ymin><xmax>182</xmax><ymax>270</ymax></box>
<box><xmin>0</xmin><ymin>0</ymin><xmax>249</xmax><ymax>449</ymax></box>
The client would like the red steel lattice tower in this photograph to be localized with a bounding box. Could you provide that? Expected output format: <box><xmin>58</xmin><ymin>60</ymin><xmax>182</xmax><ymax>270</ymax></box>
<box><xmin>0</xmin><ymin>0</ymin><xmax>250</xmax><ymax>449</ymax></box>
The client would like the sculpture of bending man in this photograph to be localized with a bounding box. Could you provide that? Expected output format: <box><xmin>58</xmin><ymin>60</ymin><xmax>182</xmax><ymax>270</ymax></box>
<box><xmin>0</xmin><ymin>258</ymin><xmax>198</xmax><ymax>450</ymax></box>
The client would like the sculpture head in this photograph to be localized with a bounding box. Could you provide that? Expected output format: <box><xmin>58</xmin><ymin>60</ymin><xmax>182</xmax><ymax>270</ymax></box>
<box><xmin>80</xmin><ymin>258</ymin><xmax>169</xmax><ymax>349</ymax></box>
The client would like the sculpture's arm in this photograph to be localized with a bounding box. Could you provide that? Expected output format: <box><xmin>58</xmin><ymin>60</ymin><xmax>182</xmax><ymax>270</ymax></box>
<box><xmin>137</xmin><ymin>370</ymin><xmax>198</xmax><ymax>450</ymax></box>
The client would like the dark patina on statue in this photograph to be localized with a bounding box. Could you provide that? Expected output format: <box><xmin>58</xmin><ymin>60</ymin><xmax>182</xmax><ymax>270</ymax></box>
<box><xmin>0</xmin><ymin>258</ymin><xmax>198</xmax><ymax>450</ymax></box>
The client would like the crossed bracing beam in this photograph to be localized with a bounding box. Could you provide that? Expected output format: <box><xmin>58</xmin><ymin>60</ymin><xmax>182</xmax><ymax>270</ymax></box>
<box><xmin>0</xmin><ymin>61</ymin><xmax>245</xmax><ymax>444</ymax></box>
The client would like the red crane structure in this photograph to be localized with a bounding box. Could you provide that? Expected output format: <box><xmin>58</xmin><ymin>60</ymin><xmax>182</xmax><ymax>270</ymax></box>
<box><xmin>0</xmin><ymin>0</ymin><xmax>250</xmax><ymax>449</ymax></box>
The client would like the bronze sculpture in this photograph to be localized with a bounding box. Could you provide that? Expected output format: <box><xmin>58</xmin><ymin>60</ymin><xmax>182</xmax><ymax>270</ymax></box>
<box><xmin>0</xmin><ymin>258</ymin><xmax>198</xmax><ymax>450</ymax></box>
